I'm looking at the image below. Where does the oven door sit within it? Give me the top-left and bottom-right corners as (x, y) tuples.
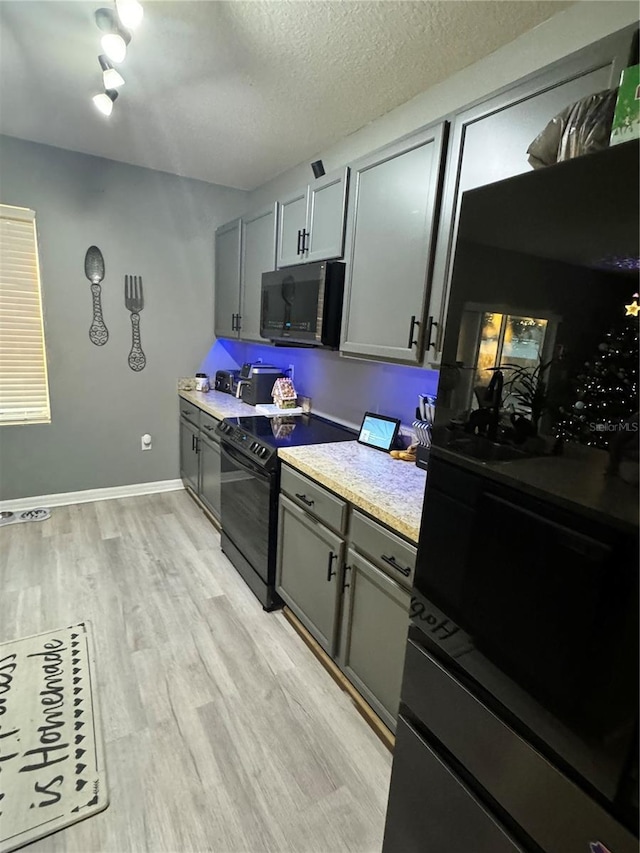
(219, 441), (276, 583)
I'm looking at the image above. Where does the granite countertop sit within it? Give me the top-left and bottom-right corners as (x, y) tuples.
(179, 389), (256, 420)
(278, 441), (426, 543)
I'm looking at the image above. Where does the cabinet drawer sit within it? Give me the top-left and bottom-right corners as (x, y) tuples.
(281, 465), (347, 534)
(200, 411), (220, 442)
(350, 510), (416, 588)
(178, 398), (200, 427)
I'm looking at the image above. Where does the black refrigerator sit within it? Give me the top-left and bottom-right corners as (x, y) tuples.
(383, 140), (639, 853)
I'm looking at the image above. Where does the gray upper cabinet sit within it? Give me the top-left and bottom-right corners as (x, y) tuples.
(277, 188), (307, 268)
(426, 26), (636, 363)
(304, 167), (349, 263)
(339, 548), (410, 730)
(276, 494), (345, 656)
(240, 204), (278, 342)
(340, 123), (447, 363)
(277, 167), (350, 267)
(214, 218), (242, 339)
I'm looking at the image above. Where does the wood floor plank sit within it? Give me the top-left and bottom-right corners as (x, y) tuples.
(1, 491), (391, 852)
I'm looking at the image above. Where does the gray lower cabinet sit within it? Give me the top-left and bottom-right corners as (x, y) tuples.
(277, 464), (414, 730)
(214, 218), (242, 339)
(426, 26), (635, 363)
(339, 548), (411, 729)
(276, 494), (345, 656)
(179, 403), (222, 522)
(198, 432), (221, 519)
(240, 204), (278, 342)
(340, 123), (447, 363)
(179, 418), (200, 493)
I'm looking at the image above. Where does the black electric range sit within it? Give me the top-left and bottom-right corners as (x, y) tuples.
(216, 414), (356, 609)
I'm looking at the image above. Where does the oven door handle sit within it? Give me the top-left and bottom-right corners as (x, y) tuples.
(220, 441), (272, 483)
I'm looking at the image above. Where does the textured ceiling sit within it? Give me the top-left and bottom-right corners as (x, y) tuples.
(0, 1), (570, 190)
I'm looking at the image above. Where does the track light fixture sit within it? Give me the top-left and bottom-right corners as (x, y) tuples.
(92, 89), (118, 117)
(91, 3), (142, 116)
(99, 55), (125, 89)
(95, 8), (131, 63)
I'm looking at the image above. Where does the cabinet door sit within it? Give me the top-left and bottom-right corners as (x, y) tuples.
(339, 549), (410, 730)
(427, 27), (635, 362)
(179, 418), (199, 492)
(241, 205), (278, 342)
(277, 189), (307, 268)
(276, 494), (344, 655)
(199, 433), (221, 521)
(214, 218), (241, 339)
(382, 717), (524, 853)
(341, 123), (447, 363)
(304, 167), (349, 263)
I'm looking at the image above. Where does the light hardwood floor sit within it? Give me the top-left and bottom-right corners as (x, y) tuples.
(0, 491), (392, 853)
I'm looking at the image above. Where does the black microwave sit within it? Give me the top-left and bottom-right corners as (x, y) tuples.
(260, 261), (344, 347)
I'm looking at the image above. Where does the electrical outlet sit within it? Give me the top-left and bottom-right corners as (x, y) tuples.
(288, 363), (295, 382)
(141, 434), (152, 451)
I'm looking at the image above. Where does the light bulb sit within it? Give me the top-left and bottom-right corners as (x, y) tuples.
(116, 0), (143, 30)
(93, 93), (114, 116)
(92, 90), (118, 117)
(101, 32), (126, 63)
(103, 67), (124, 89)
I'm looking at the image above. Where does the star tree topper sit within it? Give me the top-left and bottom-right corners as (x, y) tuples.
(625, 293), (639, 317)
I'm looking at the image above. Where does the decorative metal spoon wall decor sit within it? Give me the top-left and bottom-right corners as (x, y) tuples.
(124, 274), (146, 371)
(84, 246), (109, 345)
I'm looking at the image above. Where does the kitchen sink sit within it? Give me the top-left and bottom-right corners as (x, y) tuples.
(445, 436), (531, 464)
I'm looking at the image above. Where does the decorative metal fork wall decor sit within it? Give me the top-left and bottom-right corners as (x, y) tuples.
(124, 274), (146, 371)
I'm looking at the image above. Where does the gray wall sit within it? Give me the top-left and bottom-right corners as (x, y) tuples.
(0, 135), (247, 500)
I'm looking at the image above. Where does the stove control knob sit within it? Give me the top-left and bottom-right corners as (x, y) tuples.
(260, 447), (269, 458)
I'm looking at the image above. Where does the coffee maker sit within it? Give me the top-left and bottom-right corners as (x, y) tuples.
(236, 363), (284, 406)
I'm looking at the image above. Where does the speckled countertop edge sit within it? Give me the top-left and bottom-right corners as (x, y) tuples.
(179, 388), (257, 420)
(278, 442), (426, 543)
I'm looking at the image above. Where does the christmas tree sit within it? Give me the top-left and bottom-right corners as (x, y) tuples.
(554, 294), (639, 449)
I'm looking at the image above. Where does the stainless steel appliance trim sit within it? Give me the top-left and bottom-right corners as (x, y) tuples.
(402, 639), (638, 853)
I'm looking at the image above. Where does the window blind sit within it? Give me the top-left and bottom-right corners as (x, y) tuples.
(0, 204), (51, 424)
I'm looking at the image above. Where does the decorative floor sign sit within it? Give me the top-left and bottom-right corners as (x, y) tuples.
(0, 622), (108, 852)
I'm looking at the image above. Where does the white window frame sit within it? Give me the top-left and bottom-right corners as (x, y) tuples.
(0, 204), (51, 425)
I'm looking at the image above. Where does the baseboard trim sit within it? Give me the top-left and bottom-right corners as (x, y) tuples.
(0, 479), (184, 511)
